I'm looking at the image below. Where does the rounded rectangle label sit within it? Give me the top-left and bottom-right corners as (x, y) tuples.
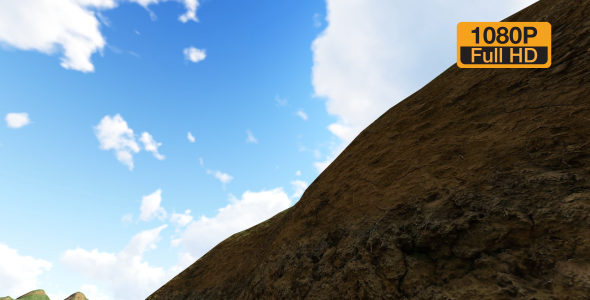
(457, 22), (551, 68)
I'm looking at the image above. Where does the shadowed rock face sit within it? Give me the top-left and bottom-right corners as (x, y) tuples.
(147, 0), (590, 299)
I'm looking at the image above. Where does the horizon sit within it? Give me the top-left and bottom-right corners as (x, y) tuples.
(0, 0), (537, 299)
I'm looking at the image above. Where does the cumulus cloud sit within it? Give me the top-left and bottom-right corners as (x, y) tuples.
(295, 110), (308, 121)
(290, 180), (308, 199)
(0, 0), (114, 72)
(94, 115), (140, 170)
(0, 244), (52, 297)
(0, 0), (200, 72)
(246, 130), (258, 144)
(61, 225), (176, 300)
(46, 291), (69, 300)
(139, 132), (165, 160)
(199, 157), (204, 167)
(94, 114), (164, 170)
(177, 0), (199, 22)
(180, 188), (291, 258)
(5, 113), (31, 129)
(183, 47), (206, 63)
(139, 189), (167, 222)
(122, 214), (133, 224)
(295, 170), (301, 176)
(170, 210), (193, 228)
(80, 284), (110, 300)
(311, 0), (539, 171)
(206, 170), (233, 188)
(187, 132), (195, 143)
(170, 239), (183, 248)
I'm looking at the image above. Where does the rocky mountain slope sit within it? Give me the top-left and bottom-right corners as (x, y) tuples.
(148, 0), (590, 299)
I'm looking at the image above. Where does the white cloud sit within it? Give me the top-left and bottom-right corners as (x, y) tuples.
(0, 0), (199, 72)
(295, 170), (301, 176)
(5, 113), (31, 129)
(199, 157), (204, 167)
(246, 130), (258, 144)
(313, 149), (322, 159)
(183, 47), (206, 63)
(327, 122), (357, 142)
(122, 214), (133, 224)
(0, 244), (52, 297)
(314, 142), (346, 173)
(187, 132), (195, 143)
(167, 251), (195, 273)
(139, 132), (165, 160)
(290, 180), (308, 199)
(180, 188), (291, 258)
(94, 115), (164, 170)
(139, 189), (167, 222)
(295, 110), (308, 121)
(94, 114), (141, 171)
(275, 95), (288, 107)
(61, 225), (179, 300)
(170, 238), (183, 248)
(134, 30), (140, 35)
(46, 291), (69, 300)
(311, 0), (539, 171)
(0, 0), (114, 72)
(170, 210), (193, 228)
(313, 13), (322, 27)
(80, 284), (110, 300)
(177, 0), (199, 22)
(206, 169), (233, 188)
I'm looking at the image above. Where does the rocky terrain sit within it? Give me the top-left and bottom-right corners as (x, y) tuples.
(148, 0), (590, 299)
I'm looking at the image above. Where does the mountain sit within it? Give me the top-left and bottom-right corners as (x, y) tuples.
(63, 293), (88, 300)
(15, 290), (49, 300)
(0, 291), (88, 300)
(147, 0), (590, 299)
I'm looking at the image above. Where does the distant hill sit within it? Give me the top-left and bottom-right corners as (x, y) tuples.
(15, 290), (49, 300)
(63, 292), (88, 300)
(147, 0), (590, 299)
(0, 290), (88, 300)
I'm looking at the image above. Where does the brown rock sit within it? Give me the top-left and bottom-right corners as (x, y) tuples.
(148, 0), (590, 299)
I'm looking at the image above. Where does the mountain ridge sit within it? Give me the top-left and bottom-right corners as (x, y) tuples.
(0, 290), (88, 300)
(148, 0), (590, 298)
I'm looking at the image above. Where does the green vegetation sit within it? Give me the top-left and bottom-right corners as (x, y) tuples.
(14, 290), (50, 300)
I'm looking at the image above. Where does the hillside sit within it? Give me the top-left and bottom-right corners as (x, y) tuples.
(148, 0), (590, 299)
(64, 293), (88, 300)
(0, 290), (88, 300)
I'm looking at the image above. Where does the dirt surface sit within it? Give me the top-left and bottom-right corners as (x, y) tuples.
(147, 0), (590, 299)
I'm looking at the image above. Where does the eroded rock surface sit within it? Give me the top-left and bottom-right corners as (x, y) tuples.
(148, 0), (590, 299)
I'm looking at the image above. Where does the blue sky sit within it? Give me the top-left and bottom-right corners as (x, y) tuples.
(0, 0), (536, 299)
